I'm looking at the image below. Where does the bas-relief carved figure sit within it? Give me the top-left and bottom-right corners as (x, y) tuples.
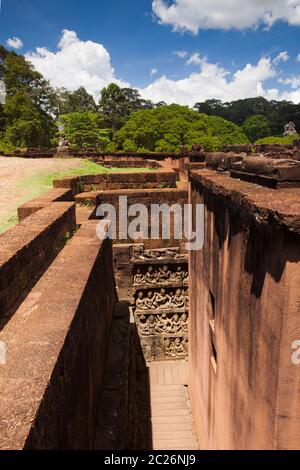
(154, 288), (172, 309)
(144, 266), (156, 285)
(134, 268), (145, 285)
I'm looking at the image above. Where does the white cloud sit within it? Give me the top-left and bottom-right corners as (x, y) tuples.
(26, 29), (128, 100)
(150, 68), (158, 76)
(186, 53), (202, 66)
(279, 76), (300, 88)
(173, 50), (188, 58)
(296, 53), (300, 62)
(273, 51), (289, 64)
(140, 54), (300, 106)
(152, 0), (300, 34)
(6, 37), (23, 49)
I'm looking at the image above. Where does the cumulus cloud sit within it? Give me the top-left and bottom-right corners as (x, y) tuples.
(296, 53), (300, 62)
(140, 54), (300, 106)
(26, 29), (128, 100)
(150, 68), (158, 76)
(6, 37), (23, 49)
(152, 0), (300, 34)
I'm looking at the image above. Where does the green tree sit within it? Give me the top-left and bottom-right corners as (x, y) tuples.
(98, 83), (154, 134)
(56, 86), (97, 115)
(0, 45), (56, 149)
(194, 96), (300, 136)
(59, 111), (110, 149)
(241, 115), (271, 142)
(112, 104), (248, 152)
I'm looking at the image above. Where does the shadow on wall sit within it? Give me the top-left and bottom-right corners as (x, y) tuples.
(200, 182), (300, 298)
(94, 300), (153, 450)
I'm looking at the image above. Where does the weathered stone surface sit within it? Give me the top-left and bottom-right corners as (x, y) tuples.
(205, 152), (243, 170)
(0, 221), (116, 450)
(189, 169), (300, 450)
(0, 202), (76, 318)
(190, 169), (300, 234)
(18, 188), (73, 221)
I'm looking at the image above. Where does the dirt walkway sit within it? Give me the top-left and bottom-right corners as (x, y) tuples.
(0, 157), (81, 233)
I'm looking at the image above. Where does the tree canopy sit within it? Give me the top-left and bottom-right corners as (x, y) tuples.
(111, 104), (248, 152)
(194, 97), (300, 136)
(0, 45), (56, 150)
(98, 83), (154, 134)
(56, 87), (97, 115)
(241, 115), (271, 143)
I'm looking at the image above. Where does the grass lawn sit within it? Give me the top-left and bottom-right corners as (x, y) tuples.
(0, 159), (152, 234)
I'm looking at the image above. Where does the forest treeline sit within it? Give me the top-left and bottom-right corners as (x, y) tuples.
(0, 45), (299, 153)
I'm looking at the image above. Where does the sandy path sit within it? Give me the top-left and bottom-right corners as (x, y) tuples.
(0, 157), (81, 233)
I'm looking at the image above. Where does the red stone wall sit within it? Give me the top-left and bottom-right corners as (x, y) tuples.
(53, 170), (177, 193)
(0, 221), (117, 449)
(189, 170), (300, 450)
(0, 202), (76, 319)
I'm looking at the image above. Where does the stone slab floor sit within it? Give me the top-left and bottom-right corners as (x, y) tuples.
(148, 361), (199, 450)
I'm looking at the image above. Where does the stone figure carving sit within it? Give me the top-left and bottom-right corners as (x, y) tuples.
(157, 265), (172, 282)
(58, 134), (70, 148)
(164, 338), (174, 357)
(154, 289), (172, 309)
(154, 312), (170, 333)
(180, 313), (188, 333)
(173, 289), (185, 309)
(136, 292), (146, 310)
(144, 291), (155, 310)
(145, 266), (157, 284)
(133, 269), (145, 285)
(174, 337), (186, 357)
(284, 121), (297, 137)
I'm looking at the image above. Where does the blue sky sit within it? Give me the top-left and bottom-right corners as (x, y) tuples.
(1, 0), (300, 105)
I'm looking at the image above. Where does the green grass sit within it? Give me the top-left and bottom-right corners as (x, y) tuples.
(0, 159), (152, 234)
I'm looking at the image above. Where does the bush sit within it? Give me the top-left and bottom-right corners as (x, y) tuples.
(255, 134), (300, 145)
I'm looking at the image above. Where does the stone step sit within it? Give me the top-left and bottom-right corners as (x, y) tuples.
(151, 422), (194, 433)
(151, 415), (193, 424)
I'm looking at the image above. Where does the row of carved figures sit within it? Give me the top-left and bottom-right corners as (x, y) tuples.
(133, 265), (188, 286)
(138, 312), (188, 336)
(143, 336), (188, 361)
(135, 288), (189, 311)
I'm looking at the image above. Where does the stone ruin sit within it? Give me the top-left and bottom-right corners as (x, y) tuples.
(284, 121), (297, 137)
(1, 145), (300, 450)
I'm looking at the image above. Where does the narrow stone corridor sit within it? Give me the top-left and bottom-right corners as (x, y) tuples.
(148, 361), (198, 451)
